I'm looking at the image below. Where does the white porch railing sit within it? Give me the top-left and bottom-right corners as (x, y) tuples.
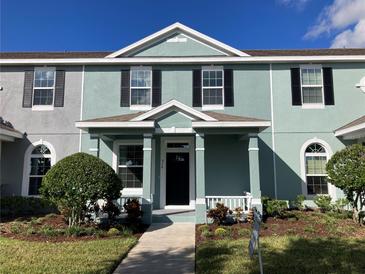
(205, 195), (252, 213)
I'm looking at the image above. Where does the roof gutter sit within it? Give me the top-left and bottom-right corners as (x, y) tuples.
(2, 55), (365, 65)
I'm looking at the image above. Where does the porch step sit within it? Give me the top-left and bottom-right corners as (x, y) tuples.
(152, 209), (196, 223)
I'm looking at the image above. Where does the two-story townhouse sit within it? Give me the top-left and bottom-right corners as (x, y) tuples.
(1, 23), (364, 224)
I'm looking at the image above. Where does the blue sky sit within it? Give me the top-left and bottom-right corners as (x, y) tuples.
(1, 0), (364, 52)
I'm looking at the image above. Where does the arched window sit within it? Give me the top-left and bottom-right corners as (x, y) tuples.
(305, 143), (328, 195)
(27, 144), (52, 195)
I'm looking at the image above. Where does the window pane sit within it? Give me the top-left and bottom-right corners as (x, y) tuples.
(28, 177), (43, 195)
(301, 68), (322, 85)
(306, 176), (328, 195)
(34, 70), (55, 88)
(202, 70), (223, 87)
(32, 145), (51, 155)
(306, 156), (327, 174)
(305, 143), (325, 153)
(30, 157), (51, 175)
(203, 88), (223, 105)
(131, 88), (150, 105)
(131, 70), (151, 87)
(119, 145), (143, 166)
(302, 87), (323, 104)
(33, 89), (53, 105)
(167, 143), (189, 149)
(118, 167), (143, 188)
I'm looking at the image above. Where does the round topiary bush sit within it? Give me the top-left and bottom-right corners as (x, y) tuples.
(40, 152), (122, 227)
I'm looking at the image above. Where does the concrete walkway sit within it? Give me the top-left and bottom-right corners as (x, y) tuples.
(113, 223), (195, 274)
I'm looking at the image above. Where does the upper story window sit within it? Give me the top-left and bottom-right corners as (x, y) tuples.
(130, 67), (152, 110)
(202, 66), (224, 110)
(305, 143), (328, 195)
(33, 67), (56, 109)
(300, 65), (324, 108)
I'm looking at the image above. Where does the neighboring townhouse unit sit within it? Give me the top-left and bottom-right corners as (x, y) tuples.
(1, 23), (364, 224)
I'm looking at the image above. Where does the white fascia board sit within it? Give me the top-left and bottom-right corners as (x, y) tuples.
(106, 22), (248, 58)
(2, 55), (365, 65)
(131, 99), (217, 122)
(334, 122), (365, 137)
(0, 128), (23, 139)
(192, 121), (271, 128)
(75, 121), (154, 129)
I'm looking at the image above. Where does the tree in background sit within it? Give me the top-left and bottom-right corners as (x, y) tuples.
(326, 144), (365, 225)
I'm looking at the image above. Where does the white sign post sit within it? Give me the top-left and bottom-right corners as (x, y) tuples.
(248, 207), (264, 274)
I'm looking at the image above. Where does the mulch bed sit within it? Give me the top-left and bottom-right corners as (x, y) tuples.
(196, 211), (365, 245)
(0, 214), (148, 243)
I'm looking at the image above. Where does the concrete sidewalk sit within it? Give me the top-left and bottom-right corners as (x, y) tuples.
(113, 223), (195, 274)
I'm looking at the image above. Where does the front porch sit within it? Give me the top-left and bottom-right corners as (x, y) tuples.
(76, 100), (270, 224)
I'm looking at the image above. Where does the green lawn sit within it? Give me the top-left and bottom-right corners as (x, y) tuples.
(196, 236), (365, 274)
(0, 236), (137, 274)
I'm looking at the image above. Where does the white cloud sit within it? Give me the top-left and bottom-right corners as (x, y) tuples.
(331, 19), (365, 48)
(304, 0), (365, 48)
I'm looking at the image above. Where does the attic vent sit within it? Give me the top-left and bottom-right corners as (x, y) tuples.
(167, 36), (187, 43)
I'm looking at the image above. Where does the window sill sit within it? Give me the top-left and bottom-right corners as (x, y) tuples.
(301, 104), (325, 109)
(130, 105), (152, 111)
(32, 105), (54, 111)
(202, 105), (224, 111)
(121, 188), (143, 196)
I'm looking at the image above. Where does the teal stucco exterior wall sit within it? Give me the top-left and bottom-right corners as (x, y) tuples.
(80, 60), (364, 205)
(271, 63), (365, 200)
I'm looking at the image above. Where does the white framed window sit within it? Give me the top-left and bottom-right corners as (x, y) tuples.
(32, 67), (56, 111)
(202, 66), (224, 110)
(22, 140), (56, 196)
(300, 65), (324, 108)
(130, 66), (152, 110)
(304, 143), (328, 195)
(118, 144), (144, 189)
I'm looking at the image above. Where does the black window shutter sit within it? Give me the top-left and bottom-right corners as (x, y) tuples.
(120, 70), (130, 107)
(54, 70), (65, 107)
(323, 67), (334, 105)
(192, 69), (202, 107)
(152, 70), (161, 107)
(290, 68), (302, 106)
(23, 69), (34, 108)
(224, 69), (234, 106)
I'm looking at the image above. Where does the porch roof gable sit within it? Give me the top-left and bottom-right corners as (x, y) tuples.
(75, 103), (270, 130)
(334, 115), (365, 139)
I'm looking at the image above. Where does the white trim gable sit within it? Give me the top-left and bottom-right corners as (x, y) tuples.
(131, 100), (217, 122)
(106, 22), (249, 58)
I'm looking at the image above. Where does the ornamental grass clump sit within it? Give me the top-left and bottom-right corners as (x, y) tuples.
(40, 153), (123, 227)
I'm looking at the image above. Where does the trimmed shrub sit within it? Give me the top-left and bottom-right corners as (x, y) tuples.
(0, 196), (57, 218)
(40, 152), (123, 227)
(266, 199), (288, 218)
(292, 195), (305, 210)
(314, 195), (332, 212)
(107, 227), (120, 236)
(214, 227), (228, 237)
(207, 203), (231, 225)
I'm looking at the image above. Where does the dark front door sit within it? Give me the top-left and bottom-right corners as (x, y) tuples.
(166, 152), (189, 205)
